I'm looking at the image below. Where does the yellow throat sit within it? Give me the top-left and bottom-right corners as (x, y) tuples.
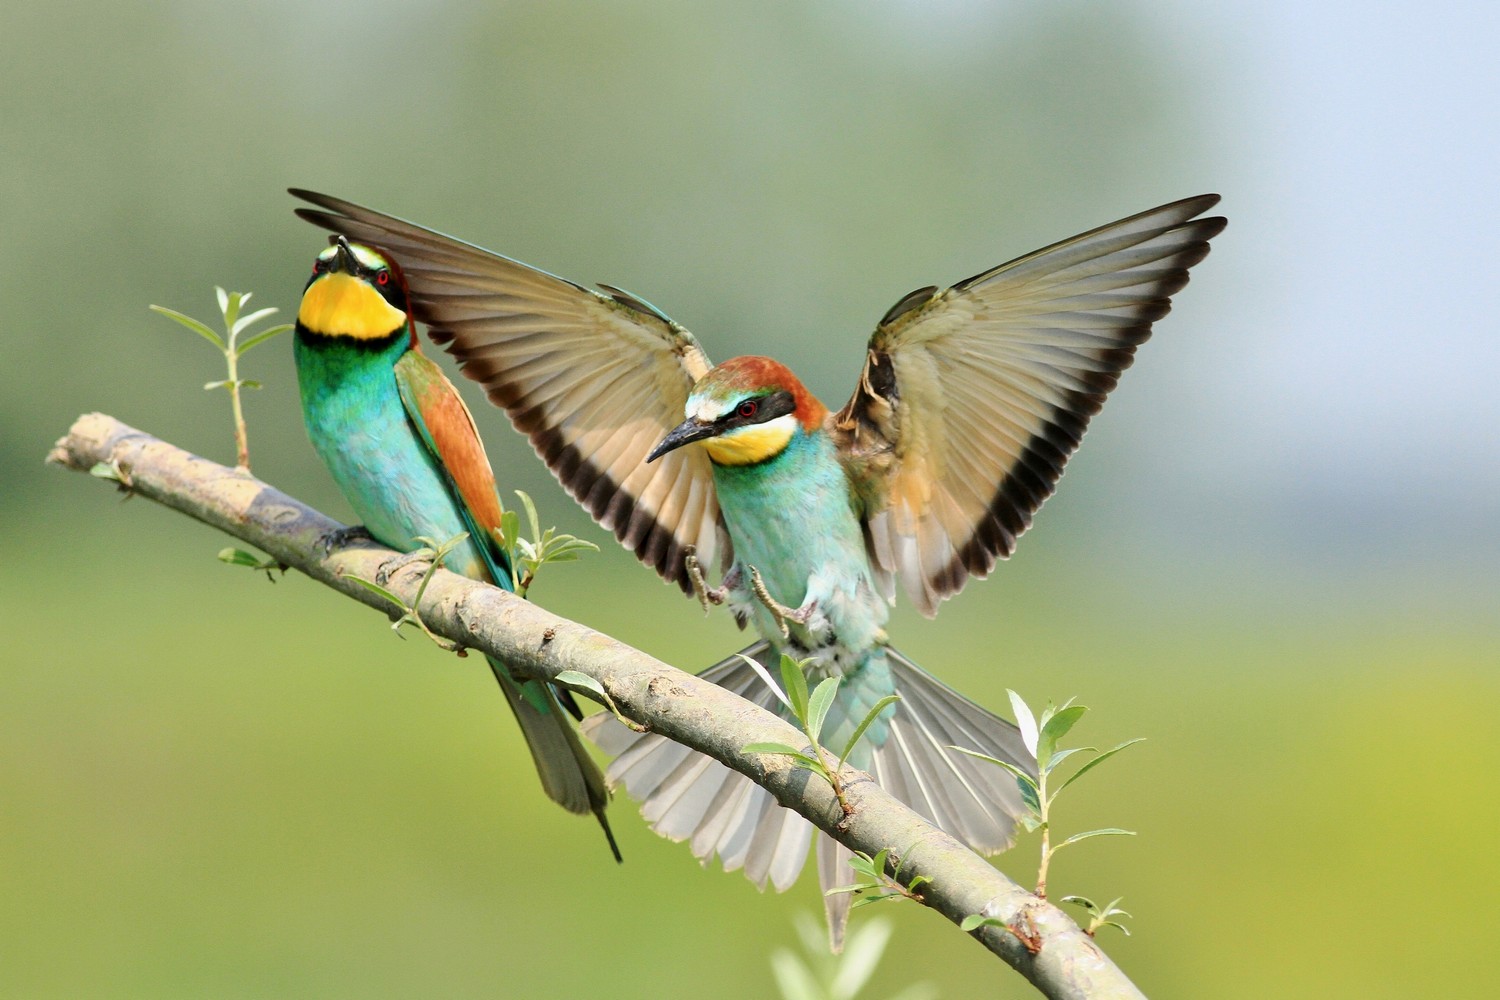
(298, 272), (406, 339)
(702, 414), (796, 466)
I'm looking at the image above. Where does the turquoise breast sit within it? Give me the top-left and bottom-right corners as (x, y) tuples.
(295, 333), (488, 580)
(710, 428), (888, 667)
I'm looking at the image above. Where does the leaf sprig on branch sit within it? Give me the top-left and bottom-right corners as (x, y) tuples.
(151, 288), (292, 472)
(742, 653), (900, 822)
(955, 692), (1143, 901)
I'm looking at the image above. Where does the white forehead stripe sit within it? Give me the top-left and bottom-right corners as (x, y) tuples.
(688, 393), (734, 422)
(316, 243), (388, 270)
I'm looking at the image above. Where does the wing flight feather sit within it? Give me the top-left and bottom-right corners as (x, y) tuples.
(292, 189), (726, 590)
(833, 195), (1226, 615)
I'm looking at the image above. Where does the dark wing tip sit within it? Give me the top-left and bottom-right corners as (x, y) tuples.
(293, 207), (344, 231)
(288, 188), (356, 212)
(879, 285), (940, 327)
(935, 197), (1227, 597)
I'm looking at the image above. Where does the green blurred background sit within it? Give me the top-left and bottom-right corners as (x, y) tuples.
(4, 2), (1497, 997)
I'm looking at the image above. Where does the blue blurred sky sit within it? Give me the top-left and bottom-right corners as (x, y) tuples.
(1145, 2), (1500, 561)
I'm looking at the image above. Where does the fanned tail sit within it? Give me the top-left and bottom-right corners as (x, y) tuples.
(490, 656), (621, 862)
(581, 642), (1034, 949)
(869, 646), (1032, 854)
(582, 642), (808, 888)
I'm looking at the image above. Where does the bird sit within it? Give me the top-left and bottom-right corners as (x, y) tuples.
(291, 188), (1226, 944)
(292, 234), (619, 861)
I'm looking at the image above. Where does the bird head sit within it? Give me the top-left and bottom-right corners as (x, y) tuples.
(296, 236), (414, 344)
(648, 356), (828, 466)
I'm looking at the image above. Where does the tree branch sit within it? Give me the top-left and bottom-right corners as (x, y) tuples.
(49, 412), (1145, 1000)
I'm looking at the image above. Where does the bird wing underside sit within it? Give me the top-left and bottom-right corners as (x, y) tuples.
(292, 189), (730, 592)
(832, 195), (1226, 615)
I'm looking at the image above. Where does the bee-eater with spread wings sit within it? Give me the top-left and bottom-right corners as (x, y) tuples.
(292, 190), (1225, 943)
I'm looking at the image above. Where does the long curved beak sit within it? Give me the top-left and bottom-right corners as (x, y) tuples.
(647, 417), (717, 462)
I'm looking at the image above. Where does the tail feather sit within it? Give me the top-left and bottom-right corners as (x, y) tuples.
(817, 839), (855, 951)
(583, 642), (813, 890)
(580, 640), (1035, 944)
(883, 650), (1030, 850)
(490, 656), (621, 862)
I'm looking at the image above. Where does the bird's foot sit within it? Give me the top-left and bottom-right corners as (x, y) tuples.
(320, 523), (374, 557)
(375, 546), (434, 587)
(685, 546), (729, 613)
(746, 566), (817, 641)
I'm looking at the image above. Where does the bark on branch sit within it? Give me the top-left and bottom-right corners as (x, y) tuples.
(49, 412), (1145, 1000)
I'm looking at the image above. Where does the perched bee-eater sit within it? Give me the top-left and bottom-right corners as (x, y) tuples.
(292, 190), (1225, 942)
(293, 236), (617, 860)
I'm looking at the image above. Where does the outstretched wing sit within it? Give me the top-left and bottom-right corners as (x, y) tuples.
(292, 189), (726, 592)
(392, 350), (512, 586)
(832, 195), (1226, 615)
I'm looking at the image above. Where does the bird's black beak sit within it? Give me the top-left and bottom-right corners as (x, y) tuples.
(647, 417), (717, 462)
(331, 235), (361, 275)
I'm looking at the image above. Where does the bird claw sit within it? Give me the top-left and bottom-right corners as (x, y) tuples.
(685, 546), (728, 613)
(746, 566), (815, 640)
(376, 547), (433, 587)
(320, 524), (374, 557)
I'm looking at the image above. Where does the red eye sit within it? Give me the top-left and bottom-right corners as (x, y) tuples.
(736, 399), (759, 419)
(376, 271), (390, 286)
(312, 261), (322, 274)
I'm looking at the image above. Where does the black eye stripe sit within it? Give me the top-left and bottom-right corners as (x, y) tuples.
(721, 389), (795, 429)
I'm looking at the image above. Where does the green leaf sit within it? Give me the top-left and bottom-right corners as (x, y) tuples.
(823, 882), (866, 898)
(960, 914), (1007, 932)
(1019, 777), (1041, 814)
(742, 742), (825, 775)
(1053, 738), (1146, 798)
(203, 380), (229, 391)
(1041, 745), (1093, 777)
(238, 379), (263, 390)
(1037, 704), (1087, 766)
(742, 741), (806, 757)
(780, 655), (810, 723)
(1100, 920), (1132, 937)
(739, 653), (792, 712)
(805, 677), (839, 742)
(230, 305), (279, 337)
(850, 892), (901, 910)
(515, 489), (542, 547)
(849, 849), (887, 879)
(1008, 689), (1038, 760)
(1060, 894), (1099, 915)
(215, 286), (233, 323)
(768, 949), (820, 1000)
(150, 304), (225, 349)
(345, 574), (406, 609)
(949, 746), (1040, 800)
(534, 534), (599, 567)
(830, 916), (893, 999)
(839, 694), (901, 768)
(236, 322), (293, 354)
(1055, 828), (1136, 850)
(552, 670), (609, 705)
(88, 461), (122, 482)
